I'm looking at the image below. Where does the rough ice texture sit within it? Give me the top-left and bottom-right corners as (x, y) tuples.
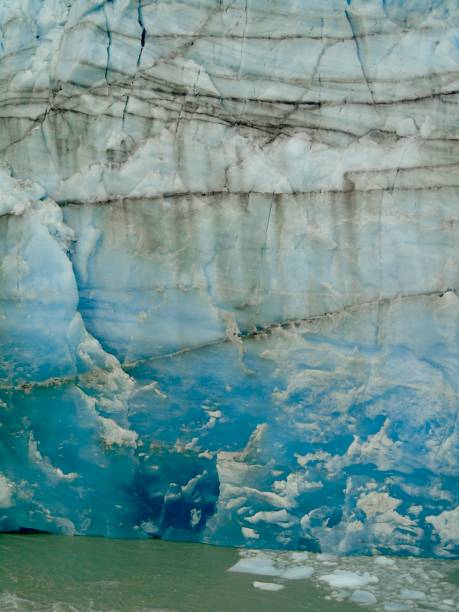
(0, 0), (458, 557)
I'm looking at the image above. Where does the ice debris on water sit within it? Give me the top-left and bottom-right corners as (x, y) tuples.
(252, 581), (285, 592)
(318, 570), (378, 589)
(228, 550), (459, 609)
(351, 591), (378, 605)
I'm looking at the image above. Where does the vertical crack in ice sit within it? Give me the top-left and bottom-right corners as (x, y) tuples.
(81, 0), (114, 19)
(121, 95), (130, 125)
(344, 9), (376, 105)
(122, 1), (147, 125)
(260, 198), (273, 266)
(137, 0), (147, 67)
(237, 0), (249, 81)
(103, 4), (112, 85)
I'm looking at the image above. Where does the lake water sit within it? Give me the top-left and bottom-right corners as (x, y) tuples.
(1, 535), (458, 611)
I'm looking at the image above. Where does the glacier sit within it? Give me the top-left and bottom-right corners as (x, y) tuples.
(0, 0), (458, 557)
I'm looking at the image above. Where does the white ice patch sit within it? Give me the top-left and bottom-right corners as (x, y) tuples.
(190, 508), (202, 528)
(242, 527), (260, 539)
(399, 589), (426, 600)
(0, 166), (46, 216)
(246, 509), (294, 526)
(253, 581), (285, 592)
(98, 417), (138, 448)
(28, 434), (78, 481)
(273, 471), (323, 501)
(374, 556), (396, 567)
(351, 590), (378, 605)
(228, 554), (280, 577)
(281, 565), (314, 580)
(426, 506), (459, 548)
(0, 474), (14, 508)
(333, 419), (403, 473)
(318, 570), (378, 589)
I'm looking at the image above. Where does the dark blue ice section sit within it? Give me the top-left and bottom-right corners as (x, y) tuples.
(1, 293), (458, 557)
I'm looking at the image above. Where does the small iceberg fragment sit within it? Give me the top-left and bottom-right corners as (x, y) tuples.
(399, 589), (426, 600)
(228, 555), (279, 577)
(228, 552), (314, 582)
(383, 603), (409, 612)
(289, 552), (309, 561)
(281, 565), (314, 580)
(374, 557), (396, 567)
(253, 581), (285, 592)
(350, 590), (377, 605)
(318, 570), (378, 589)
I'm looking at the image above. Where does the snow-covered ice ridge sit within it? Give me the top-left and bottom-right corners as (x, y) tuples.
(229, 550), (459, 610)
(0, 0), (458, 556)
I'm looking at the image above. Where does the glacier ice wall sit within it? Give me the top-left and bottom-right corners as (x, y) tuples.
(0, 0), (459, 557)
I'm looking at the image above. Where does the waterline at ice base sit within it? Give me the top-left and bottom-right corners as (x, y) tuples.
(0, 0), (458, 559)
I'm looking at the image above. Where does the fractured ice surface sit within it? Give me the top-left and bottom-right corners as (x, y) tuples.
(0, 0), (459, 556)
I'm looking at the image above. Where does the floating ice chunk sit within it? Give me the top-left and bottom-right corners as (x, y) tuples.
(281, 565), (314, 580)
(399, 589), (426, 600)
(289, 552), (309, 561)
(350, 590), (377, 605)
(374, 557), (396, 567)
(319, 571), (378, 589)
(383, 603), (409, 611)
(228, 555), (280, 577)
(253, 581), (285, 592)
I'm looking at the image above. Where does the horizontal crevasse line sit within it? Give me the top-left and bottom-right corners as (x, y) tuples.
(2, 88), (458, 112)
(55, 185), (459, 209)
(46, 15), (459, 48)
(2, 110), (457, 157)
(122, 287), (459, 367)
(2, 287), (457, 391)
(1, 76), (458, 108)
(60, 19), (448, 43)
(3, 107), (458, 147)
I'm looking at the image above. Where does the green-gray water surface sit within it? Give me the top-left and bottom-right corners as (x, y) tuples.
(1, 535), (458, 611)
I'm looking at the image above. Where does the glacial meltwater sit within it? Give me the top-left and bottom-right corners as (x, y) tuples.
(1, 535), (458, 612)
